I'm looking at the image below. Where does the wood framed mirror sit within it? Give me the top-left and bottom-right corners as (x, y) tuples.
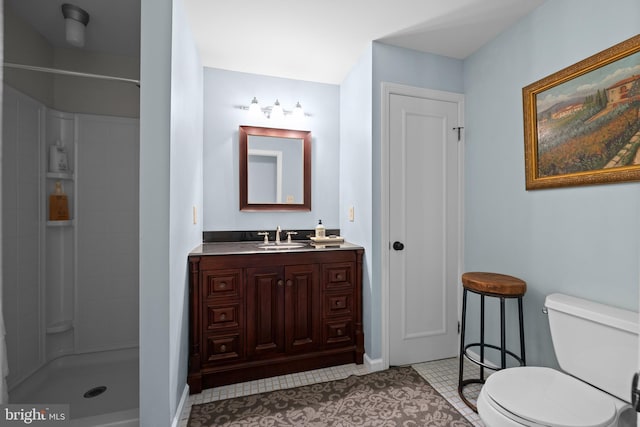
(239, 126), (311, 211)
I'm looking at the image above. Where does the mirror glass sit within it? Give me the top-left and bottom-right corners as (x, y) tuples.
(239, 126), (311, 211)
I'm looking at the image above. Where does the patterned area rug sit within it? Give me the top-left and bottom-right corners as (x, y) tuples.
(188, 366), (473, 426)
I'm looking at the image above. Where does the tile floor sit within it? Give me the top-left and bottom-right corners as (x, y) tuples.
(180, 357), (485, 426)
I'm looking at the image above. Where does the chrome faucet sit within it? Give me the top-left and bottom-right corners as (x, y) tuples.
(275, 226), (282, 244)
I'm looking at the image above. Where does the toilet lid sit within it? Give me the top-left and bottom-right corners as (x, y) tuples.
(484, 367), (616, 427)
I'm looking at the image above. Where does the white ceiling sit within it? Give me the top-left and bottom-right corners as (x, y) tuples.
(183, 0), (545, 84)
(7, 0), (545, 85)
(6, 0), (141, 57)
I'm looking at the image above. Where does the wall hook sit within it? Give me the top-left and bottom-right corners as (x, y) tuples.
(452, 126), (464, 141)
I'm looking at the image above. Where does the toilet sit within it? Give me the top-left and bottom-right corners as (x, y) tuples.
(478, 293), (638, 427)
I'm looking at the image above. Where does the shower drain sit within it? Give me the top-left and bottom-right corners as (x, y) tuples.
(83, 386), (107, 398)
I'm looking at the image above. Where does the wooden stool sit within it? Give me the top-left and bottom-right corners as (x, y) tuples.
(458, 272), (526, 412)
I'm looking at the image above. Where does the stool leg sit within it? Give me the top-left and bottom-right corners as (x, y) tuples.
(500, 297), (506, 369)
(458, 289), (468, 389)
(480, 294), (485, 381)
(518, 296), (526, 365)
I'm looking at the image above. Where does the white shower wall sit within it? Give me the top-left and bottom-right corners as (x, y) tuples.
(75, 114), (139, 352)
(2, 84), (139, 388)
(2, 85), (44, 387)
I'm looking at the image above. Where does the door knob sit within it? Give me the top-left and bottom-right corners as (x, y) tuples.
(392, 241), (404, 251)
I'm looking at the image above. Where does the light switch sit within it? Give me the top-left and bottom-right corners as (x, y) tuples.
(348, 206), (354, 222)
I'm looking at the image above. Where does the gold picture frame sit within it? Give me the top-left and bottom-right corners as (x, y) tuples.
(523, 34), (640, 190)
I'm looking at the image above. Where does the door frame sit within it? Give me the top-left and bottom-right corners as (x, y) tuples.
(380, 82), (465, 370)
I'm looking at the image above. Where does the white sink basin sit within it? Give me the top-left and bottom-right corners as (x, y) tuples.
(258, 243), (306, 250)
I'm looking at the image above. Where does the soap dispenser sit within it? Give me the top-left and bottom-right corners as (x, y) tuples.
(315, 220), (326, 238)
(49, 181), (70, 221)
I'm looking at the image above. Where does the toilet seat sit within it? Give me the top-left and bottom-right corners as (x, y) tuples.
(483, 367), (617, 427)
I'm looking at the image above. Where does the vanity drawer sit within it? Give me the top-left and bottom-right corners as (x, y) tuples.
(203, 269), (242, 300)
(206, 303), (242, 331)
(324, 292), (353, 317)
(205, 333), (242, 363)
(322, 263), (354, 290)
(324, 319), (353, 346)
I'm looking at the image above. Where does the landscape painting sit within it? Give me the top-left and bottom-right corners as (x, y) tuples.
(523, 34), (640, 189)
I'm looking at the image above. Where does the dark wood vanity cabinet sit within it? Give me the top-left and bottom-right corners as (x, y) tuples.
(246, 263), (321, 358)
(188, 247), (364, 394)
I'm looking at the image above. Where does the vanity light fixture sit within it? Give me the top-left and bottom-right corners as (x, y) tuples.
(241, 97), (310, 119)
(62, 3), (90, 48)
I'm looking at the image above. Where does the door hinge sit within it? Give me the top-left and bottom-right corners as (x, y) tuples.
(457, 321), (460, 334)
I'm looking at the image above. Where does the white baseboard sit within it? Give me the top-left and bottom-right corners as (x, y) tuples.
(171, 384), (189, 427)
(364, 353), (385, 372)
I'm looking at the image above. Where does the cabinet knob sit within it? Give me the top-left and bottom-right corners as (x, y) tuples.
(337, 329), (343, 336)
(220, 344), (227, 353)
(277, 280), (284, 287)
(286, 280), (293, 287)
(219, 313), (226, 321)
(219, 282), (227, 289)
(337, 274), (343, 280)
(335, 300), (341, 306)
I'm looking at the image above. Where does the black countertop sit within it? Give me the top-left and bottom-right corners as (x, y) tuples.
(189, 240), (362, 256)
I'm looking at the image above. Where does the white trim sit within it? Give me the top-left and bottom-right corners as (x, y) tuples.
(380, 82), (465, 370)
(171, 383), (190, 427)
(247, 148), (283, 203)
(364, 353), (385, 372)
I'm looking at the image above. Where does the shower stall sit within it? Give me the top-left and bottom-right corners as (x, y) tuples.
(2, 1), (140, 425)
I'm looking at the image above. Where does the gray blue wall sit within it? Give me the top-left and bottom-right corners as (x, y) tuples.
(463, 0), (640, 367)
(368, 43), (465, 360)
(139, 0), (203, 425)
(339, 45), (373, 357)
(169, 0), (203, 416)
(202, 68), (340, 231)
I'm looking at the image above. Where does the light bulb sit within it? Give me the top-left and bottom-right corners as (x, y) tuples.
(248, 97), (262, 117)
(292, 101), (305, 119)
(271, 99), (284, 120)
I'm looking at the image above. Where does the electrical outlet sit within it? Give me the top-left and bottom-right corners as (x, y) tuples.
(348, 206), (354, 222)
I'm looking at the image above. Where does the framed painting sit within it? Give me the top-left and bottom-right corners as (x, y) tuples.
(523, 34), (640, 190)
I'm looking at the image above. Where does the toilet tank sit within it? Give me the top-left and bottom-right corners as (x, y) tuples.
(545, 293), (638, 402)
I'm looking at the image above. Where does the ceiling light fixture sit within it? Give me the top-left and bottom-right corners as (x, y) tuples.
(242, 98), (309, 119)
(62, 3), (90, 48)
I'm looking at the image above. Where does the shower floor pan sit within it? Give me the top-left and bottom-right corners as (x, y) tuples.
(9, 347), (139, 426)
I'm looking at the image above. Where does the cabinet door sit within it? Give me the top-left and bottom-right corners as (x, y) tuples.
(284, 264), (321, 353)
(246, 266), (285, 358)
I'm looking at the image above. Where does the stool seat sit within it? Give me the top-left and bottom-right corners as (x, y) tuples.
(462, 272), (526, 297)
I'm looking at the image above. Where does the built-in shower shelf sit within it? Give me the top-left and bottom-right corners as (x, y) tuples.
(46, 172), (74, 180)
(46, 321), (73, 334)
(46, 220), (74, 227)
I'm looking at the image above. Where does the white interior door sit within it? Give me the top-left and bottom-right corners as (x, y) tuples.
(388, 91), (461, 366)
